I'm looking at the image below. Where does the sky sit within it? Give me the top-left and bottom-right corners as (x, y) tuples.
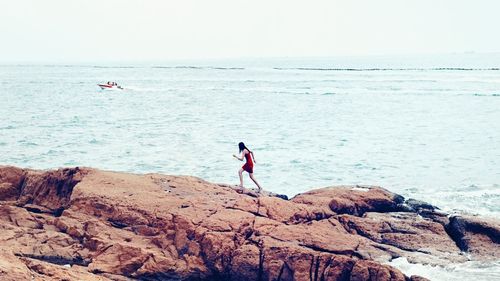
(0, 0), (499, 62)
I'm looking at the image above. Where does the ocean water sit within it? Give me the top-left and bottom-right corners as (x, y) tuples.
(1, 54), (499, 279)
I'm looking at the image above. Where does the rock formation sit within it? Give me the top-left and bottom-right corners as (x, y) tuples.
(0, 166), (498, 281)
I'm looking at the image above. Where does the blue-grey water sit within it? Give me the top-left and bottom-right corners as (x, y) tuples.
(1, 54), (499, 280)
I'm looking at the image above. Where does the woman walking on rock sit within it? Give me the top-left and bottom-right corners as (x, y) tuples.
(233, 142), (262, 191)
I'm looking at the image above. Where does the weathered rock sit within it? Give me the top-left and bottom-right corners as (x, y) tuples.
(0, 166), (497, 280)
(0, 252), (34, 281)
(292, 185), (404, 216)
(16, 167), (85, 215)
(0, 166), (25, 201)
(446, 215), (500, 258)
(337, 212), (466, 264)
(224, 184), (289, 200)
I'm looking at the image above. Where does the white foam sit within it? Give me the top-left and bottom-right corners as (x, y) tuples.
(387, 257), (500, 281)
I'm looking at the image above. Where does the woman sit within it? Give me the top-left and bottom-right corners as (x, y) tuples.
(233, 142), (262, 191)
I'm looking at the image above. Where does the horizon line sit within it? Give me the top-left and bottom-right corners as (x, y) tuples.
(2, 51), (500, 65)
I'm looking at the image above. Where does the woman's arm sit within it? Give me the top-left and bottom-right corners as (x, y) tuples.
(232, 152), (244, 161)
(251, 151), (256, 163)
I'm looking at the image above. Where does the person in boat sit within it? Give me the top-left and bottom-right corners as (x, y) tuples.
(107, 81), (111, 85)
(233, 142), (262, 191)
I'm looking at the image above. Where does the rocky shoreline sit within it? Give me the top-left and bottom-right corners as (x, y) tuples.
(0, 166), (498, 281)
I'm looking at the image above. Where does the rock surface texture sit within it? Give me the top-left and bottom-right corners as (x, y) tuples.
(0, 166), (498, 281)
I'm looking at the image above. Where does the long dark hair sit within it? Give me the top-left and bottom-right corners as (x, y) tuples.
(238, 142), (251, 153)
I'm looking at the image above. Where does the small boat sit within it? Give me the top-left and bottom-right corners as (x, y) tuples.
(98, 82), (123, 90)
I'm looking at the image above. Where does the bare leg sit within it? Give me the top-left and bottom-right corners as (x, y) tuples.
(238, 168), (244, 187)
(249, 173), (262, 192)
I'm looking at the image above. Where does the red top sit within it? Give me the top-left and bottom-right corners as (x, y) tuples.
(244, 151), (253, 167)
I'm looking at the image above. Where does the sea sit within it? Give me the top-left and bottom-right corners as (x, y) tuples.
(1, 53), (499, 280)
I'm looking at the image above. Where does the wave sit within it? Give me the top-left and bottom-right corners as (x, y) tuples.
(152, 66), (203, 69)
(92, 66), (138, 69)
(210, 67), (245, 70)
(387, 257), (500, 281)
(8, 65), (145, 69)
(151, 66), (244, 70)
(473, 93), (500, 97)
(273, 67), (500, 71)
(20, 65), (142, 69)
(3, 64), (246, 70)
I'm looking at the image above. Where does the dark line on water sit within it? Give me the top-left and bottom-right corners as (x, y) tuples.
(273, 67), (500, 71)
(151, 66), (245, 70)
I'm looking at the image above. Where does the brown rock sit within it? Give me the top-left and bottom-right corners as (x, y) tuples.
(0, 166), (25, 201)
(20, 168), (85, 214)
(0, 166), (497, 281)
(338, 212), (460, 254)
(292, 185), (404, 216)
(89, 244), (150, 275)
(0, 252), (33, 281)
(446, 215), (500, 258)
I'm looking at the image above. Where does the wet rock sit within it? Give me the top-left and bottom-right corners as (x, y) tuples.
(409, 275), (431, 281)
(405, 198), (437, 212)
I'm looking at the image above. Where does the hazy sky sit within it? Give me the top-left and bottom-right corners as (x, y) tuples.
(1, 0), (499, 62)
